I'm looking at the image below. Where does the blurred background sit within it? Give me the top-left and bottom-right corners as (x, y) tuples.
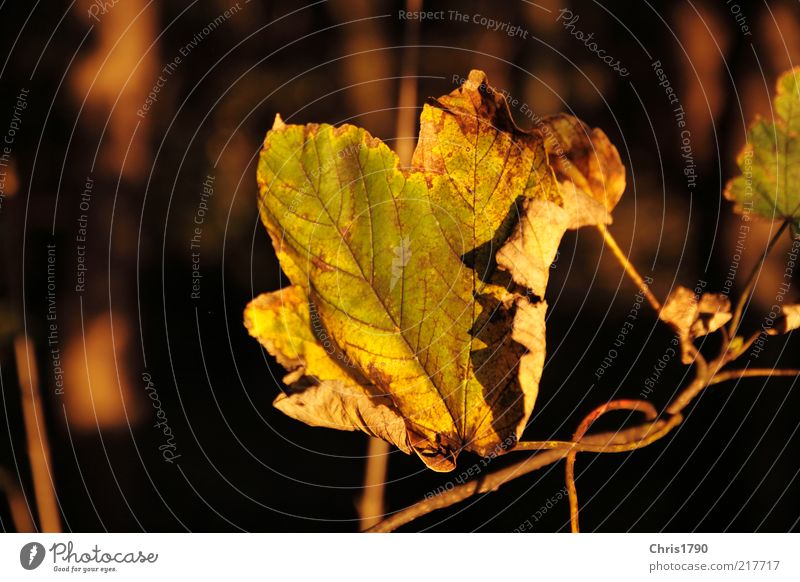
(0, 0), (799, 532)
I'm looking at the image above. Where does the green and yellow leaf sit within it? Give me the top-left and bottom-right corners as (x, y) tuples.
(247, 70), (624, 471)
(245, 286), (421, 463)
(725, 68), (800, 232)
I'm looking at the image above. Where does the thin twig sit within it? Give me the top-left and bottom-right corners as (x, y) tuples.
(393, 0), (421, 168)
(14, 335), (61, 532)
(358, 438), (390, 530)
(597, 224), (661, 311)
(740, 330), (765, 355)
(666, 347), (711, 415)
(366, 417), (681, 533)
(708, 368), (800, 387)
(564, 400), (658, 533)
(728, 220), (791, 337)
(513, 420), (681, 453)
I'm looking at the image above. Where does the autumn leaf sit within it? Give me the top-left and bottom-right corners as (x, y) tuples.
(248, 70), (623, 471)
(659, 285), (732, 363)
(244, 286), (423, 463)
(412, 70), (564, 294)
(540, 114), (626, 229)
(725, 68), (800, 233)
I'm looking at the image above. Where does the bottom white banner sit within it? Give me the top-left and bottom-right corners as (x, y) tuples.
(0, 533), (797, 580)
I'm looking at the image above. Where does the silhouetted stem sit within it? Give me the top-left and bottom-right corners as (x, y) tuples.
(14, 335), (61, 532)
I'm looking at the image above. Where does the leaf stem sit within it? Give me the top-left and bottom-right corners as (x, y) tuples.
(513, 416), (682, 454)
(708, 368), (800, 387)
(666, 348), (711, 415)
(728, 219), (791, 338)
(358, 438), (390, 530)
(596, 224), (661, 311)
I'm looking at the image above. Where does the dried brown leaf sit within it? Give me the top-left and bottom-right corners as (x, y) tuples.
(766, 304), (800, 335)
(541, 114), (626, 229)
(659, 286), (732, 363)
(245, 286), (448, 468)
(496, 198), (569, 298)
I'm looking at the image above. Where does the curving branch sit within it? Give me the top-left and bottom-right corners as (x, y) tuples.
(367, 417), (681, 533)
(563, 400), (658, 533)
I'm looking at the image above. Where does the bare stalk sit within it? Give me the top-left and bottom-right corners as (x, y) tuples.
(563, 400), (658, 533)
(0, 468), (36, 532)
(358, 438), (390, 530)
(728, 219), (791, 337)
(596, 224), (661, 311)
(708, 368), (800, 387)
(666, 347), (711, 415)
(14, 335), (61, 532)
(393, 0), (421, 168)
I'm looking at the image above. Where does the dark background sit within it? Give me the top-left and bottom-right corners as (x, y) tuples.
(1, 0), (798, 532)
